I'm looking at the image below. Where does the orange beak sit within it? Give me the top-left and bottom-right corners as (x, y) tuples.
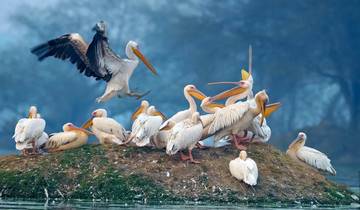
(70, 125), (93, 135)
(82, 116), (94, 129)
(132, 47), (158, 76)
(131, 104), (145, 121)
(264, 102), (281, 118)
(188, 88), (207, 101)
(211, 85), (249, 101)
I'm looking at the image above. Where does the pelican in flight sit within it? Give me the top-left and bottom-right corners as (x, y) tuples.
(207, 89), (270, 150)
(286, 132), (336, 175)
(45, 123), (92, 152)
(229, 150), (258, 186)
(127, 104), (166, 147)
(13, 106), (48, 155)
(165, 112), (203, 164)
(82, 109), (127, 144)
(31, 21), (158, 103)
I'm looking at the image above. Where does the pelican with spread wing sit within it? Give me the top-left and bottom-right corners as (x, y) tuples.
(31, 21), (158, 103)
(287, 132), (336, 175)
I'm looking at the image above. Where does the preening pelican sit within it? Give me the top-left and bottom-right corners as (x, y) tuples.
(31, 21), (158, 103)
(229, 150), (258, 186)
(45, 123), (92, 152)
(207, 89), (269, 150)
(128, 105), (166, 147)
(82, 109), (127, 144)
(166, 112), (203, 164)
(286, 132), (336, 175)
(13, 106), (47, 155)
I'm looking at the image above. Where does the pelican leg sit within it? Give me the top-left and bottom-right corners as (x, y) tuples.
(127, 90), (151, 100)
(232, 134), (247, 150)
(180, 151), (190, 161)
(188, 148), (200, 164)
(195, 142), (206, 149)
(31, 140), (36, 154)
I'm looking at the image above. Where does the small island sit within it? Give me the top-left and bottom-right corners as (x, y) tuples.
(0, 143), (357, 206)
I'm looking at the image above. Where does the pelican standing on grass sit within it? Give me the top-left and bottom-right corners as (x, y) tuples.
(31, 21), (158, 103)
(82, 109), (127, 144)
(127, 105), (166, 147)
(44, 123), (92, 152)
(13, 106), (47, 155)
(286, 132), (336, 175)
(229, 150), (258, 186)
(166, 112), (203, 164)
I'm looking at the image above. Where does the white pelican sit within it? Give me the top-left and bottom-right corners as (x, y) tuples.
(207, 89), (269, 150)
(229, 150), (258, 186)
(31, 21), (158, 103)
(160, 84), (206, 128)
(13, 106), (47, 155)
(127, 105), (166, 147)
(45, 123), (92, 152)
(286, 132), (336, 175)
(82, 109), (127, 144)
(165, 112), (203, 164)
(130, 100), (150, 121)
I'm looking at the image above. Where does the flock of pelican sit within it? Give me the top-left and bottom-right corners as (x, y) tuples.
(12, 21), (336, 187)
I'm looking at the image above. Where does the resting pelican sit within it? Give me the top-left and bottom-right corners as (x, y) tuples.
(45, 123), (92, 152)
(166, 112), (203, 164)
(131, 100), (150, 121)
(127, 105), (166, 147)
(229, 150), (258, 186)
(286, 132), (336, 175)
(207, 89), (269, 150)
(13, 106), (47, 155)
(82, 109), (127, 144)
(31, 21), (158, 103)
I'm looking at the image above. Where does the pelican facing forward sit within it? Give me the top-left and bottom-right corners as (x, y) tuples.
(83, 109), (127, 144)
(229, 150), (258, 186)
(45, 123), (92, 152)
(287, 132), (336, 175)
(13, 106), (47, 155)
(31, 21), (158, 102)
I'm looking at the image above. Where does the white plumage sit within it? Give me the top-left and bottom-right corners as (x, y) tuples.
(12, 106), (47, 154)
(229, 151), (258, 186)
(129, 106), (164, 147)
(166, 112), (203, 163)
(286, 132), (336, 175)
(83, 109), (127, 145)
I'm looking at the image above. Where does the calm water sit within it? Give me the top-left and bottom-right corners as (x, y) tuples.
(0, 200), (359, 210)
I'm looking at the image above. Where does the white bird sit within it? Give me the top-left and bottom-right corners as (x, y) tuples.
(13, 106), (47, 155)
(45, 123), (92, 152)
(166, 112), (203, 164)
(160, 84), (206, 129)
(286, 132), (336, 175)
(207, 90), (269, 150)
(153, 85), (206, 149)
(82, 109), (127, 144)
(31, 21), (158, 103)
(229, 150), (258, 186)
(128, 105), (166, 147)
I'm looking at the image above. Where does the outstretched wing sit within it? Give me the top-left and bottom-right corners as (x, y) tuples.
(209, 102), (249, 135)
(31, 33), (99, 78)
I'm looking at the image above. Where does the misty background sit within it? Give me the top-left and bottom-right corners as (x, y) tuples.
(0, 0), (359, 187)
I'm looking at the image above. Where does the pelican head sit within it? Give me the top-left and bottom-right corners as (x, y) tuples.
(92, 20), (106, 33)
(254, 90), (269, 126)
(239, 150), (247, 160)
(63, 122), (93, 135)
(147, 106), (156, 115)
(82, 109), (108, 129)
(184, 85), (206, 101)
(125, 40), (158, 76)
(289, 132), (307, 152)
(131, 100), (150, 120)
(28, 106), (38, 119)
